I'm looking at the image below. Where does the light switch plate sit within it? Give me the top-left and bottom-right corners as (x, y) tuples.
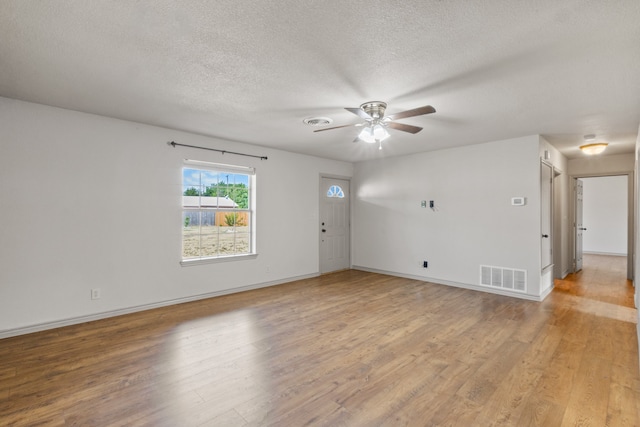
(511, 197), (526, 206)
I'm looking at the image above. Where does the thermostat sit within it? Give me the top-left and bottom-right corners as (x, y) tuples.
(511, 197), (526, 206)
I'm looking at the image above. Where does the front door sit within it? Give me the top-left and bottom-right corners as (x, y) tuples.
(319, 177), (350, 273)
(575, 178), (584, 272)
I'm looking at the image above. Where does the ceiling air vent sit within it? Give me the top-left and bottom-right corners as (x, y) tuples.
(303, 117), (333, 126)
(480, 265), (527, 293)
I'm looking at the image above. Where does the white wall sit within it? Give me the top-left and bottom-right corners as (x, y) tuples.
(0, 97), (353, 335)
(352, 135), (543, 299)
(635, 124), (640, 368)
(568, 153), (635, 175)
(582, 176), (627, 255)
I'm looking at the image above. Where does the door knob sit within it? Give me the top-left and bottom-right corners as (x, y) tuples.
(579, 227), (587, 230)
(542, 234), (549, 238)
(322, 229), (326, 232)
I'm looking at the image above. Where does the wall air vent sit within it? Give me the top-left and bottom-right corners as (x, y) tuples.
(480, 265), (527, 293)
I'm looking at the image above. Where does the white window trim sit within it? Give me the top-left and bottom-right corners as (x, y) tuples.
(180, 253), (258, 267)
(181, 159), (256, 265)
(184, 159), (255, 175)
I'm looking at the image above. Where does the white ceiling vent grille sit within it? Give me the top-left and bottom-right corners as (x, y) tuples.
(480, 265), (527, 293)
(303, 117), (333, 126)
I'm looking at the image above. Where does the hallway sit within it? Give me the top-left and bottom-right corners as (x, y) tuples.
(547, 253), (639, 425)
(554, 254), (635, 310)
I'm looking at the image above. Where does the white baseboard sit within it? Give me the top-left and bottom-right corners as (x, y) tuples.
(583, 251), (627, 257)
(0, 273), (319, 339)
(539, 282), (554, 300)
(352, 266), (546, 302)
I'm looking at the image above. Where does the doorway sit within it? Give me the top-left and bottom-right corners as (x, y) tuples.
(572, 174), (632, 279)
(319, 176), (351, 274)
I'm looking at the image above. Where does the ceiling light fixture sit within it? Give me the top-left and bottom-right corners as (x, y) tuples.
(312, 101), (436, 151)
(579, 134), (607, 155)
(358, 123), (389, 150)
(579, 142), (608, 155)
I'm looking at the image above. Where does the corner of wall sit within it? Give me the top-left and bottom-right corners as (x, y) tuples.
(634, 122), (640, 370)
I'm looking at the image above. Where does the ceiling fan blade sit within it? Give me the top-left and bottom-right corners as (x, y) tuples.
(345, 107), (373, 120)
(313, 123), (357, 132)
(387, 105), (436, 120)
(387, 122), (423, 134)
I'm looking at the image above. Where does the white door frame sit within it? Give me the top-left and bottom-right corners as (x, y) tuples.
(541, 161), (553, 272)
(552, 166), (564, 279)
(569, 172), (634, 280)
(575, 178), (584, 272)
(319, 175), (351, 274)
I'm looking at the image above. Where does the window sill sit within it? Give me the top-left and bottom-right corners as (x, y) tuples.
(180, 253), (258, 267)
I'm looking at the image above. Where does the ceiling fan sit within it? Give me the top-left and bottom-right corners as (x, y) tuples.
(314, 101), (436, 149)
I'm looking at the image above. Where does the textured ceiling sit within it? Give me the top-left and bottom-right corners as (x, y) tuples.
(1, 0), (639, 162)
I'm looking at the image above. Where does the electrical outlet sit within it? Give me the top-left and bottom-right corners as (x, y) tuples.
(265, 265), (270, 273)
(423, 261), (428, 268)
(91, 288), (101, 300)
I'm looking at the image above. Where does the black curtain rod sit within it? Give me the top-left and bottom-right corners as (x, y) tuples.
(169, 141), (268, 160)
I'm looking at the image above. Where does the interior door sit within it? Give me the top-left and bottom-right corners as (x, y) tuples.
(575, 178), (584, 272)
(541, 162), (553, 270)
(320, 177), (350, 274)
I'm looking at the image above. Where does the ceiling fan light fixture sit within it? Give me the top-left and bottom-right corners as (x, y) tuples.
(358, 126), (375, 143)
(358, 124), (390, 144)
(579, 142), (608, 155)
(373, 124), (389, 141)
(313, 101), (435, 148)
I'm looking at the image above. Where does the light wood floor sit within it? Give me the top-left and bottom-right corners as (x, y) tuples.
(1, 254), (638, 426)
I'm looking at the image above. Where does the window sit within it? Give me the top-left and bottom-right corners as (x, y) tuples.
(327, 185), (345, 198)
(182, 160), (255, 263)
